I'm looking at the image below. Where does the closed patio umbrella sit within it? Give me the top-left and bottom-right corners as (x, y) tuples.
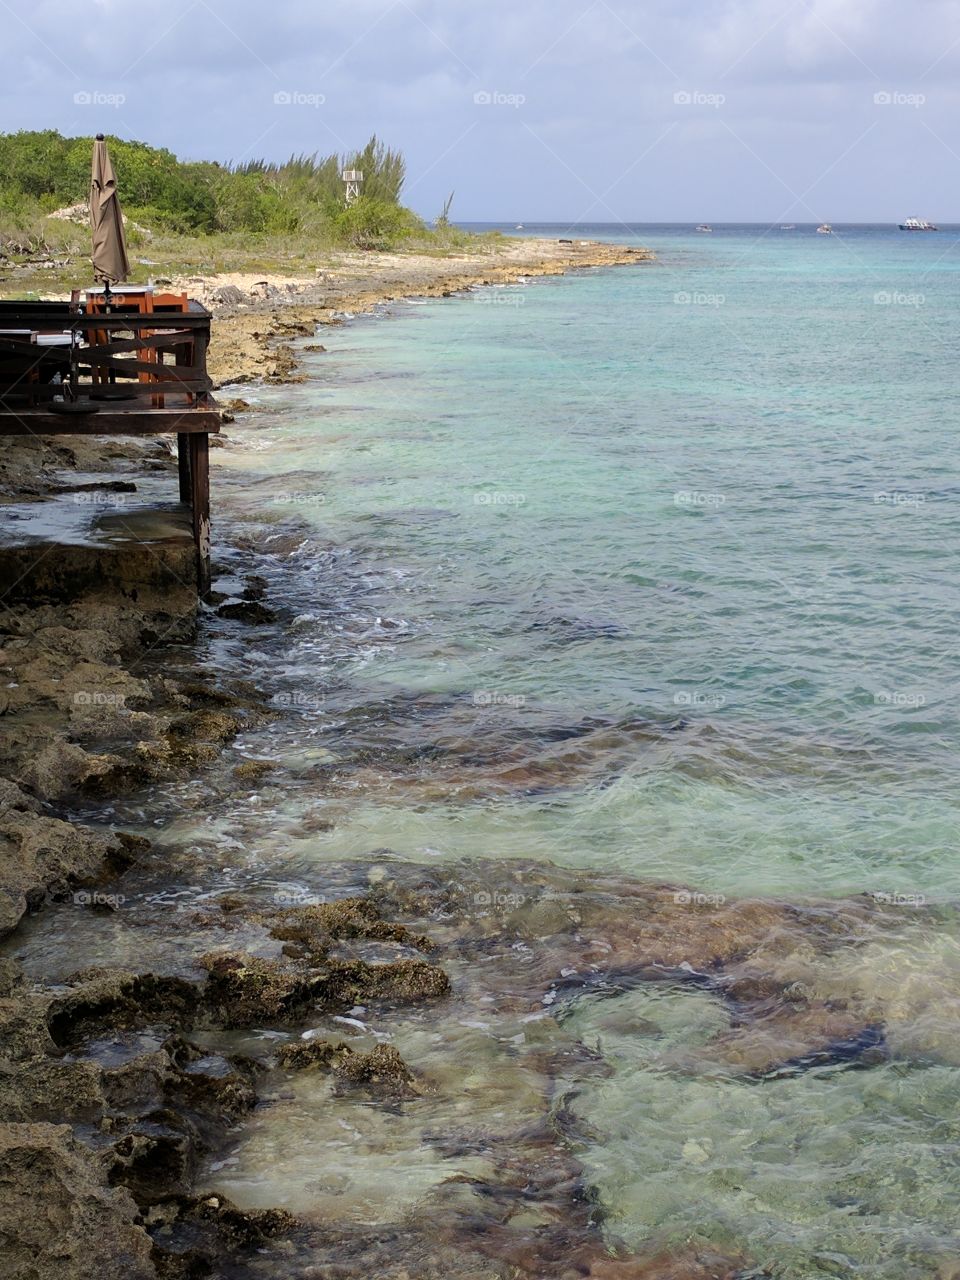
(90, 134), (129, 287)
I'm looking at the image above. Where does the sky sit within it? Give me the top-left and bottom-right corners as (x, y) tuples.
(1, 0), (959, 222)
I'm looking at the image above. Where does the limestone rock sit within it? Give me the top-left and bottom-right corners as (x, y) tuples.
(0, 1123), (155, 1280)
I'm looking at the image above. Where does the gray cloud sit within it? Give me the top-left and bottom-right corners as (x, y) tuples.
(1, 0), (958, 219)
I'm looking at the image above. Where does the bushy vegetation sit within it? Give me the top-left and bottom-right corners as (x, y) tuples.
(0, 130), (425, 250)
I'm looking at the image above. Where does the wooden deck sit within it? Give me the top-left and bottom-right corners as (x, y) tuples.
(0, 298), (221, 593)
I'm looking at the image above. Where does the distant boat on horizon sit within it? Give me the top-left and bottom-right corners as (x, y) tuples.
(816, 223), (834, 235)
(515, 223), (525, 229)
(695, 224), (713, 233)
(899, 217), (938, 231)
(780, 224), (796, 230)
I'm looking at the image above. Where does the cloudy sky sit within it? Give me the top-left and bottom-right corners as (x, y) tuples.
(1, 0), (958, 221)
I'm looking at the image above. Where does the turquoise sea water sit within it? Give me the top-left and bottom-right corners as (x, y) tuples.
(184, 225), (960, 1275)
(11, 225), (960, 1277)
(219, 223), (960, 902)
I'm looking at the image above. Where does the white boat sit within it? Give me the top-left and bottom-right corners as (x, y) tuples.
(695, 224), (713, 232)
(780, 224), (795, 230)
(515, 223), (524, 230)
(816, 223), (833, 234)
(899, 217), (938, 231)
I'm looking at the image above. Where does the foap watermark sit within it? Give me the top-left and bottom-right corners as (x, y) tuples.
(674, 490), (725, 508)
(474, 89), (526, 108)
(74, 90), (126, 109)
(674, 89), (725, 108)
(874, 290), (925, 308)
(475, 491), (526, 507)
(473, 690), (526, 709)
(473, 887), (527, 911)
(72, 491), (129, 507)
(873, 490), (925, 508)
(275, 491), (326, 507)
(273, 889), (327, 907)
(674, 690), (726, 709)
(475, 287), (526, 307)
(875, 690), (926, 708)
(271, 691), (325, 710)
(274, 90), (325, 108)
(873, 890), (926, 907)
(673, 890), (726, 907)
(873, 90), (925, 108)
(73, 690), (126, 708)
(74, 891), (126, 909)
(674, 290), (725, 307)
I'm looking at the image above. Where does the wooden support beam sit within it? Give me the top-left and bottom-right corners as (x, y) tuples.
(188, 433), (211, 597)
(177, 433), (191, 502)
(0, 406), (221, 435)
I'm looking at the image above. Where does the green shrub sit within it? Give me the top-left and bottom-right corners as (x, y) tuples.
(332, 197), (421, 250)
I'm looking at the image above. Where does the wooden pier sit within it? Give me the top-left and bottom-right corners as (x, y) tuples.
(0, 296), (221, 593)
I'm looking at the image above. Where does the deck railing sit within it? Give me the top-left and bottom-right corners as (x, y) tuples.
(0, 299), (220, 592)
(0, 301), (216, 424)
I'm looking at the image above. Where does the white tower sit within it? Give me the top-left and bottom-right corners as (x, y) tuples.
(342, 169), (363, 206)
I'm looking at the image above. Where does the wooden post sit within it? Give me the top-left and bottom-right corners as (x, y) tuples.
(177, 433), (191, 501)
(188, 433), (211, 597)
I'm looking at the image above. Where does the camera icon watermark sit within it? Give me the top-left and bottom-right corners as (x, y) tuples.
(275, 491), (327, 506)
(674, 490), (726, 508)
(873, 491), (925, 508)
(874, 690), (926, 708)
(73, 690), (127, 708)
(74, 90), (126, 108)
(674, 290), (725, 307)
(674, 90), (725, 108)
(72, 491), (129, 507)
(474, 491), (526, 507)
(473, 691), (527, 709)
(473, 888), (527, 910)
(473, 89), (526, 108)
(273, 90), (325, 108)
(74, 890), (126, 909)
(673, 890), (726, 907)
(874, 290), (925, 308)
(273, 889), (327, 907)
(271, 691), (325, 710)
(674, 690), (726, 709)
(873, 90), (925, 108)
(475, 286), (526, 307)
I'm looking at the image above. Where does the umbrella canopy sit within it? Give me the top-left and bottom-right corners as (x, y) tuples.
(89, 134), (129, 285)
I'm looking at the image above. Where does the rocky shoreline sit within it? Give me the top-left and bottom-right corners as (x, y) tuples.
(9, 236), (952, 1278)
(0, 237), (661, 1278)
(189, 237), (653, 387)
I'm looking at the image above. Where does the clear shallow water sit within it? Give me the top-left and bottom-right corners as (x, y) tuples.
(214, 222), (960, 901)
(205, 225), (960, 1277)
(11, 225), (960, 1277)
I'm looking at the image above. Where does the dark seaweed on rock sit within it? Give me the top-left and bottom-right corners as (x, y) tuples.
(754, 1023), (888, 1080)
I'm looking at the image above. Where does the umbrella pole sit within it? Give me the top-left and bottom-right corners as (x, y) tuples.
(103, 281), (117, 387)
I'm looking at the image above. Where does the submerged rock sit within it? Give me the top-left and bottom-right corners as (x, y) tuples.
(232, 758), (276, 781)
(271, 896), (436, 956)
(275, 1039), (353, 1071)
(324, 957), (451, 1004)
(216, 600), (278, 625)
(200, 954), (325, 1028)
(333, 1044), (420, 1100)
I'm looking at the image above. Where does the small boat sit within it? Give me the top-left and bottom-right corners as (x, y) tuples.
(695, 224), (713, 232)
(780, 224), (795, 230)
(898, 217), (938, 231)
(816, 223), (833, 234)
(515, 223), (525, 230)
